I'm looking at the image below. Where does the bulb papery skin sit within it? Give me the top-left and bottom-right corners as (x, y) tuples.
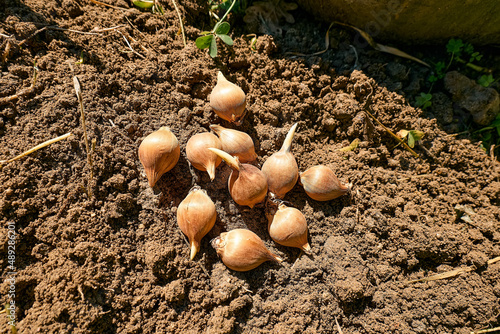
(300, 165), (350, 201)
(177, 188), (217, 260)
(211, 229), (283, 272)
(268, 204), (310, 251)
(210, 124), (257, 163)
(186, 132), (222, 180)
(209, 72), (247, 125)
(138, 127), (180, 187)
(228, 164), (268, 208)
(262, 151), (298, 199)
(261, 123), (299, 198)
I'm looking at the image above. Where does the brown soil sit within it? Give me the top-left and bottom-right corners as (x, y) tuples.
(1, 0), (499, 333)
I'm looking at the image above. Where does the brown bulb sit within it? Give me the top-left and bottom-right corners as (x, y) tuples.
(262, 123), (299, 198)
(210, 124), (257, 163)
(300, 165), (351, 201)
(267, 202), (310, 251)
(177, 187), (217, 260)
(138, 127), (180, 187)
(211, 229), (283, 271)
(209, 71), (247, 125)
(208, 148), (268, 208)
(186, 132), (222, 180)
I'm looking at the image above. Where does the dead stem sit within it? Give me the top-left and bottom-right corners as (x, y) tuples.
(170, 0), (187, 47)
(72, 73), (94, 199)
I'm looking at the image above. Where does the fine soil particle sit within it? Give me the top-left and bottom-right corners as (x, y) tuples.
(1, 0), (499, 333)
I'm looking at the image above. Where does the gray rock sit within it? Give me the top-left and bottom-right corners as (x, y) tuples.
(444, 71), (499, 125)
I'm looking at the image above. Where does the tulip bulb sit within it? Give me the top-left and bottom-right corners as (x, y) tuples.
(186, 132), (222, 180)
(267, 202), (310, 251)
(177, 187), (217, 260)
(138, 127), (180, 187)
(262, 123), (299, 198)
(208, 148), (268, 208)
(210, 71), (247, 125)
(211, 229), (283, 271)
(210, 124), (257, 163)
(300, 165), (351, 201)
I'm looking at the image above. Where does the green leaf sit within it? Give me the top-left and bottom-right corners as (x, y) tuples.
(464, 43), (474, 55)
(215, 22), (230, 35)
(196, 35), (213, 50)
(428, 75), (438, 83)
(133, 0), (155, 9)
(408, 132), (415, 148)
(415, 93), (432, 110)
(200, 31), (212, 36)
(217, 34), (233, 46)
(409, 130), (425, 142)
(209, 37), (218, 58)
(478, 74), (494, 88)
(446, 38), (464, 54)
(435, 61), (446, 72)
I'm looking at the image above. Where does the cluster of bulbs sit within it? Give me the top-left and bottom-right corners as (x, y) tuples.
(138, 72), (351, 272)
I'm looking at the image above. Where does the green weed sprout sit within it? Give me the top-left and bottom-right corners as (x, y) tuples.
(415, 92), (432, 110)
(196, 0), (237, 58)
(396, 130), (425, 148)
(132, 0), (164, 14)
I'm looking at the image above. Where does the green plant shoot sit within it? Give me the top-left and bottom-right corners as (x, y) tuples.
(196, 0), (236, 58)
(415, 92), (432, 110)
(396, 130), (425, 148)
